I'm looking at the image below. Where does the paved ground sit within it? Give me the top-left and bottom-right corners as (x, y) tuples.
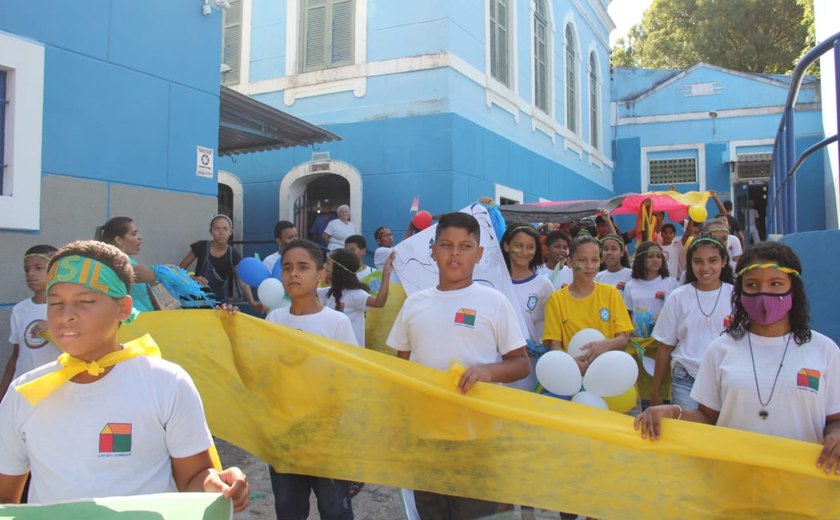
(217, 439), (569, 520)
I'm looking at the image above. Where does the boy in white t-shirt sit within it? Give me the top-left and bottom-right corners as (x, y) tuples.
(344, 234), (376, 282)
(265, 239), (356, 519)
(1, 245), (61, 400)
(659, 223), (683, 281)
(537, 230), (573, 289)
(0, 241), (248, 509)
(387, 212), (529, 519)
(263, 220), (299, 274)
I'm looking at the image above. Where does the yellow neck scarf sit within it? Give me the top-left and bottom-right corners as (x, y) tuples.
(15, 334), (161, 406)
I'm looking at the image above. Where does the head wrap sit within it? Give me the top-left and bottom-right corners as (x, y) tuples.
(737, 263), (800, 277)
(47, 255), (139, 324)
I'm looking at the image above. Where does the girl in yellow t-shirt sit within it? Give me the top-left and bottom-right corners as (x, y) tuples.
(543, 235), (633, 373)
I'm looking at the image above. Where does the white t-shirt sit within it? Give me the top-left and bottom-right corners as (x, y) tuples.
(356, 265), (376, 282)
(266, 305), (358, 347)
(0, 356), (212, 503)
(8, 298), (62, 381)
(510, 273), (554, 344)
(387, 283), (525, 370)
(727, 234), (743, 261)
(623, 276), (681, 337)
(324, 220), (356, 251)
(537, 264), (573, 290)
(263, 251), (281, 273)
(594, 268), (632, 293)
(316, 287), (369, 347)
(691, 331), (840, 443)
(373, 247), (399, 284)
(652, 283), (734, 377)
(661, 241), (683, 279)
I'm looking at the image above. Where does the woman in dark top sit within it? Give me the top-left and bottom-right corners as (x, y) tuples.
(179, 214), (265, 312)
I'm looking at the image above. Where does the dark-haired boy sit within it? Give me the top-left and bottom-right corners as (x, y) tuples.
(263, 221), (298, 274)
(386, 212), (529, 519)
(0, 245), (60, 399)
(660, 223), (683, 280)
(344, 234), (376, 281)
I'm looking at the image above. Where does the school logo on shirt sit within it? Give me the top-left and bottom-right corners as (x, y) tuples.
(655, 290), (666, 301)
(599, 308), (610, 322)
(527, 295), (538, 312)
(23, 320), (48, 349)
(797, 369), (820, 393)
(616, 281), (626, 291)
(99, 423), (132, 456)
(454, 308), (477, 328)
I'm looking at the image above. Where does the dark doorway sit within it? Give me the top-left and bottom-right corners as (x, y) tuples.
(734, 182), (767, 243)
(294, 174), (350, 244)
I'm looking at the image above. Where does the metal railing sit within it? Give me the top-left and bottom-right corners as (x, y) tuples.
(768, 31), (840, 235)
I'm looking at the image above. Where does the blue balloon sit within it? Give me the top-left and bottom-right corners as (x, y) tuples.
(237, 257), (270, 287)
(271, 257), (282, 280)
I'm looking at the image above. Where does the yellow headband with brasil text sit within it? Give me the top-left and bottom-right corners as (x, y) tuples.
(47, 255), (139, 323)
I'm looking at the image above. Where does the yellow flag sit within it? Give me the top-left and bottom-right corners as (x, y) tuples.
(122, 311), (840, 519)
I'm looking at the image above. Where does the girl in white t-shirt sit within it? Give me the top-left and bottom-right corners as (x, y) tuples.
(623, 241), (680, 406)
(319, 248), (393, 346)
(594, 234), (631, 292)
(500, 224), (554, 393)
(636, 242), (840, 475)
(624, 241), (680, 337)
(651, 234), (734, 409)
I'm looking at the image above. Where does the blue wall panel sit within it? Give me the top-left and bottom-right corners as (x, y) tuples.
(109, 0), (220, 94)
(780, 231), (840, 345)
(0, 0), (111, 59)
(166, 84), (220, 195)
(41, 48), (170, 186)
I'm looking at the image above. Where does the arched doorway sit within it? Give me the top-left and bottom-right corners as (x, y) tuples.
(217, 170), (244, 246)
(279, 160), (363, 241)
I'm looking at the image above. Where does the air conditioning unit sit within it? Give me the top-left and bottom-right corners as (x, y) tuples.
(734, 153), (772, 183)
(310, 151), (331, 173)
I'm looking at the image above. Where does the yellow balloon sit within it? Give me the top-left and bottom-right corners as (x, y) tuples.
(688, 205), (708, 222)
(603, 385), (638, 413)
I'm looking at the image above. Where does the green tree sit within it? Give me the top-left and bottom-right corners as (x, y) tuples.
(611, 0), (813, 74)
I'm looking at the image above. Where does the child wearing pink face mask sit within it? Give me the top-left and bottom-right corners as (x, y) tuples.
(635, 242), (840, 477)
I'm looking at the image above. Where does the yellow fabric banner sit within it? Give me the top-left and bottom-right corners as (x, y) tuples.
(120, 311), (840, 519)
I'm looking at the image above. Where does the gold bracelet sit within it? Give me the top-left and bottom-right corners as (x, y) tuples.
(673, 404), (683, 420)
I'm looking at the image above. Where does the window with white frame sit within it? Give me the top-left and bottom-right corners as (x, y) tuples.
(221, 0), (242, 86)
(489, 0), (510, 86)
(0, 32), (44, 231)
(564, 24), (577, 132)
(588, 52), (599, 150)
(649, 157), (697, 185)
(300, 0), (355, 73)
(533, 0), (549, 113)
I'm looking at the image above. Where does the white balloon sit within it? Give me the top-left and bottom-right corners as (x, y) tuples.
(535, 351), (582, 396)
(571, 391), (608, 409)
(567, 328), (606, 359)
(257, 278), (286, 310)
(583, 350), (639, 397)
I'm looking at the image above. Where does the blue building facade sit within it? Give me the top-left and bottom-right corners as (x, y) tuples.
(0, 1), (226, 348)
(217, 0), (616, 254)
(218, 0), (830, 259)
(612, 63), (826, 235)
